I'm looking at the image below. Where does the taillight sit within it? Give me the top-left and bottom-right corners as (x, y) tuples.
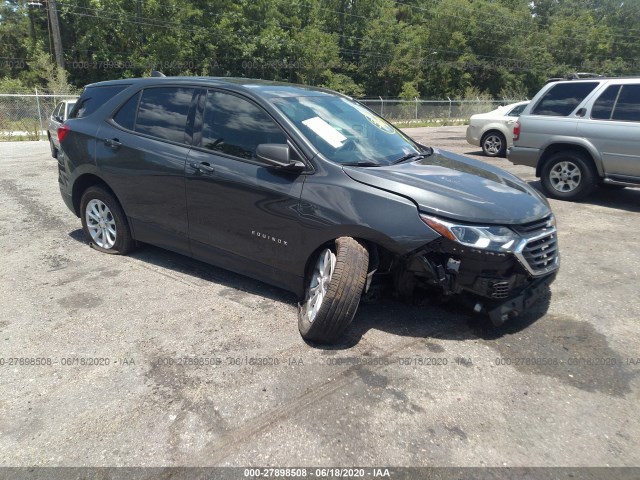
(58, 124), (70, 143)
(513, 121), (520, 141)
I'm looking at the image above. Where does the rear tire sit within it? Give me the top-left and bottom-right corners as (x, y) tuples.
(540, 151), (597, 201)
(49, 135), (58, 159)
(298, 237), (369, 344)
(481, 131), (506, 157)
(80, 186), (135, 255)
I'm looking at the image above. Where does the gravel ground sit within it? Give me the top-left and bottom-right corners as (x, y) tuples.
(0, 129), (639, 469)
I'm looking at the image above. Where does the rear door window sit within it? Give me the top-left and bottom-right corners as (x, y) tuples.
(532, 82), (599, 116)
(611, 84), (640, 122)
(134, 87), (196, 144)
(69, 85), (129, 119)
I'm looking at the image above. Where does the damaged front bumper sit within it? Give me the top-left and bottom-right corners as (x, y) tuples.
(395, 235), (559, 324)
(484, 271), (556, 325)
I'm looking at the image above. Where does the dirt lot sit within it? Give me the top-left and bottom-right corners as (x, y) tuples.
(0, 127), (639, 469)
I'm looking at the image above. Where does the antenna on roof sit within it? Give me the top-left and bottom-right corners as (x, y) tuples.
(151, 70), (166, 77)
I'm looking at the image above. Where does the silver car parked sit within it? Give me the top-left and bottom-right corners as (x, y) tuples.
(508, 78), (640, 200)
(48, 99), (76, 159)
(466, 101), (528, 157)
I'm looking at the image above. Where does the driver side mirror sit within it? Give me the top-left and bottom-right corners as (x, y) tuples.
(256, 144), (305, 172)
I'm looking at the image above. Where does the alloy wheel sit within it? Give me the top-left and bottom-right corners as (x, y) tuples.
(549, 161), (581, 193)
(304, 248), (336, 323)
(85, 199), (117, 249)
(483, 134), (502, 155)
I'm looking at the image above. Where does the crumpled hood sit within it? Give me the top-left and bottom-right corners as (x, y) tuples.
(343, 148), (551, 225)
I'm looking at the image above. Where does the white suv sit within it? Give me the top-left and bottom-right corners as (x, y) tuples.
(508, 78), (640, 200)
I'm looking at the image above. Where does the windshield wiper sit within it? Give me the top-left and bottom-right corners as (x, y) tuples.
(392, 147), (433, 165)
(341, 161), (380, 167)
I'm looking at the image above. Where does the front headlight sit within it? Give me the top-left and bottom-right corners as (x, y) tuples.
(421, 214), (522, 252)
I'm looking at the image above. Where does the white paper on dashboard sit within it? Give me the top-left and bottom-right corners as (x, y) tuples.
(302, 116), (347, 148)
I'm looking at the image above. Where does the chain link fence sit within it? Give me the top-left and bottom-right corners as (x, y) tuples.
(0, 94), (525, 142)
(0, 92), (78, 142)
(359, 98), (526, 123)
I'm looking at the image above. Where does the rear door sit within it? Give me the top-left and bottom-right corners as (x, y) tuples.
(580, 83), (640, 179)
(185, 89), (306, 289)
(95, 85), (197, 254)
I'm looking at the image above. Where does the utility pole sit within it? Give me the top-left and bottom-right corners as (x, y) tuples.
(47, 0), (64, 68)
(137, 0), (145, 47)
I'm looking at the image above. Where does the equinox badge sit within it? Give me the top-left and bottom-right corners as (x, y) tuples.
(252, 230), (288, 246)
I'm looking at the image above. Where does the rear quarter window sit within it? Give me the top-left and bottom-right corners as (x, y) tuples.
(507, 104), (527, 116)
(69, 85), (129, 119)
(113, 92), (141, 131)
(532, 82), (599, 116)
(611, 84), (640, 122)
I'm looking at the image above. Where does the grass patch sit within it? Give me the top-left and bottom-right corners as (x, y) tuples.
(392, 118), (469, 128)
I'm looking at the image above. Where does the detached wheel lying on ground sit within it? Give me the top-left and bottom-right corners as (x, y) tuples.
(540, 151), (597, 201)
(80, 186), (135, 255)
(298, 237), (369, 344)
(481, 131), (506, 157)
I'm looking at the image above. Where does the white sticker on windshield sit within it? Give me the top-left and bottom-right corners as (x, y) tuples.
(302, 116), (347, 148)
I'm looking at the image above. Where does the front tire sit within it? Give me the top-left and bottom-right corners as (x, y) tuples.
(80, 186), (134, 255)
(298, 237), (369, 344)
(540, 151), (597, 201)
(481, 131), (506, 157)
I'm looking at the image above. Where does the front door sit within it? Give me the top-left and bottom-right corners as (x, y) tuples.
(185, 89), (305, 290)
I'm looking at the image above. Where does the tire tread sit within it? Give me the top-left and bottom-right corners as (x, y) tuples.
(298, 237), (369, 343)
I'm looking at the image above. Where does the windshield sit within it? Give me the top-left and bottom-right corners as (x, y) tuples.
(270, 95), (421, 166)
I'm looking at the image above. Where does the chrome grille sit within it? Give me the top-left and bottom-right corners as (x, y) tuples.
(515, 227), (559, 276)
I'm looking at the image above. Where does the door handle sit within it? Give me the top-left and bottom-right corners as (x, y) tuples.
(190, 161), (215, 174)
(104, 138), (122, 149)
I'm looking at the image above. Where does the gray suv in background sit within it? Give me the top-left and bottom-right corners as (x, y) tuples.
(508, 78), (640, 200)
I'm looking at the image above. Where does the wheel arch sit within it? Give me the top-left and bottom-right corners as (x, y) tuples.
(71, 173), (119, 217)
(481, 125), (509, 141)
(300, 235), (393, 299)
(536, 143), (602, 177)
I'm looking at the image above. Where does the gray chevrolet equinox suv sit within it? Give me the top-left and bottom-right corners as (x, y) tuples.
(58, 77), (559, 343)
(508, 77), (640, 200)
